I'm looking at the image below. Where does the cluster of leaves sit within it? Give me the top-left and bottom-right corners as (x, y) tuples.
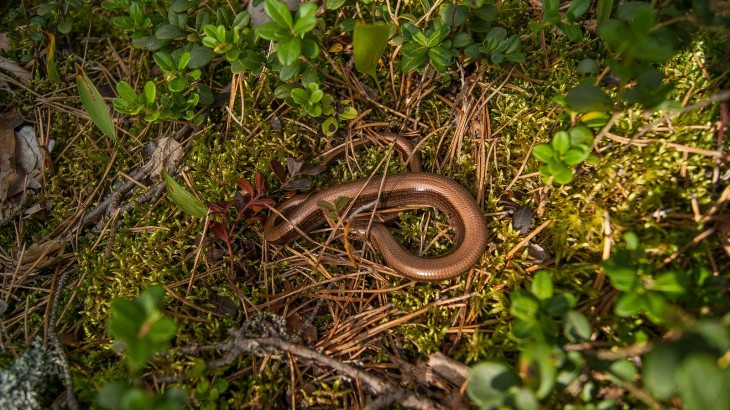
(397, 0), (524, 73)
(468, 231), (730, 409)
(601, 233), (689, 323)
(201, 11), (264, 74)
(468, 272), (597, 409)
(529, 0), (594, 42)
(99, 286), (186, 410)
(559, 0), (729, 114)
(113, 51), (206, 123)
(532, 124), (599, 184)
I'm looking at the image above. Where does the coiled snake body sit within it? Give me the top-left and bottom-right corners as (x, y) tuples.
(263, 134), (487, 281)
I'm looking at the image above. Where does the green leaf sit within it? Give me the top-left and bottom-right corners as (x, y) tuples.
(46, 33), (61, 83)
(519, 343), (559, 399)
(624, 232), (640, 250)
(277, 37), (302, 66)
(98, 382), (129, 408)
(511, 318), (540, 340)
(576, 58), (599, 74)
(327, 0), (347, 10)
(544, 293), (575, 317)
(155, 24), (186, 40)
(676, 355), (730, 410)
(143, 81), (156, 105)
(533, 144), (554, 163)
(290, 88), (309, 105)
(353, 23), (391, 81)
(596, 0), (614, 25)
(569, 124), (594, 146)
(274, 84), (294, 99)
(565, 0), (590, 21)
(651, 271), (686, 295)
(440, 3), (469, 26)
(563, 311), (591, 342)
(428, 46), (455, 70)
(264, 0), (293, 29)
(601, 258), (637, 292)
(154, 52), (175, 71)
(553, 168), (574, 184)
(467, 362), (521, 405)
(643, 344), (678, 400)
(301, 37), (320, 59)
(322, 117), (338, 136)
(177, 52), (191, 70)
(531, 271), (553, 300)
(400, 43), (429, 72)
(339, 106), (358, 120)
(57, 19), (72, 34)
(452, 31), (473, 48)
(566, 82), (612, 112)
(255, 22), (284, 40)
(187, 46), (215, 69)
(644, 292), (668, 323)
(608, 359), (637, 383)
(163, 170), (207, 218)
(563, 148), (588, 165)
(116, 81), (138, 103)
(294, 3), (317, 33)
(76, 67), (118, 143)
(551, 131), (570, 155)
(614, 292), (644, 317)
(279, 60), (301, 81)
(510, 289), (540, 321)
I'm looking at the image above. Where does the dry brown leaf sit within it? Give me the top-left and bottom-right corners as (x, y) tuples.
(148, 136), (183, 178)
(16, 240), (63, 268)
(16, 126), (40, 174)
(0, 33), (9, 50)
(0, 56), (31, 84)
(0, 112), (19, 202)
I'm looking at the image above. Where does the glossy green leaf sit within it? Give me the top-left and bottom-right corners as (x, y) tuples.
(264, 0), (293, 29)
(277, 37), (302, 65)
(353, 23), (391, 81)
(163, 169), (207, 218)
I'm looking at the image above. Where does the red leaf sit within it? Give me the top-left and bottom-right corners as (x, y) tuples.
(233, 191), (247, 212)
(209, 221), (230, 242)
(236, 178), (254, 197)
(254, 172), (267, 195)
(251, 198), (277, 208)
(207, 203), (226, 214)
(270, 159), (287, 183)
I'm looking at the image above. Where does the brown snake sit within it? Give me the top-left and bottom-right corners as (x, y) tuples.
(263, 134), (487, 281)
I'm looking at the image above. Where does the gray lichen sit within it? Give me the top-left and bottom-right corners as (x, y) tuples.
(0, 338), (62, 410)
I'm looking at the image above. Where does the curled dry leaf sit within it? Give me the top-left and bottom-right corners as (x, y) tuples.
(13, 240), (64, 271)
(0, 56), (31, 84)
(148, 136), (184, 178)
(1, 113), (43, 218)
